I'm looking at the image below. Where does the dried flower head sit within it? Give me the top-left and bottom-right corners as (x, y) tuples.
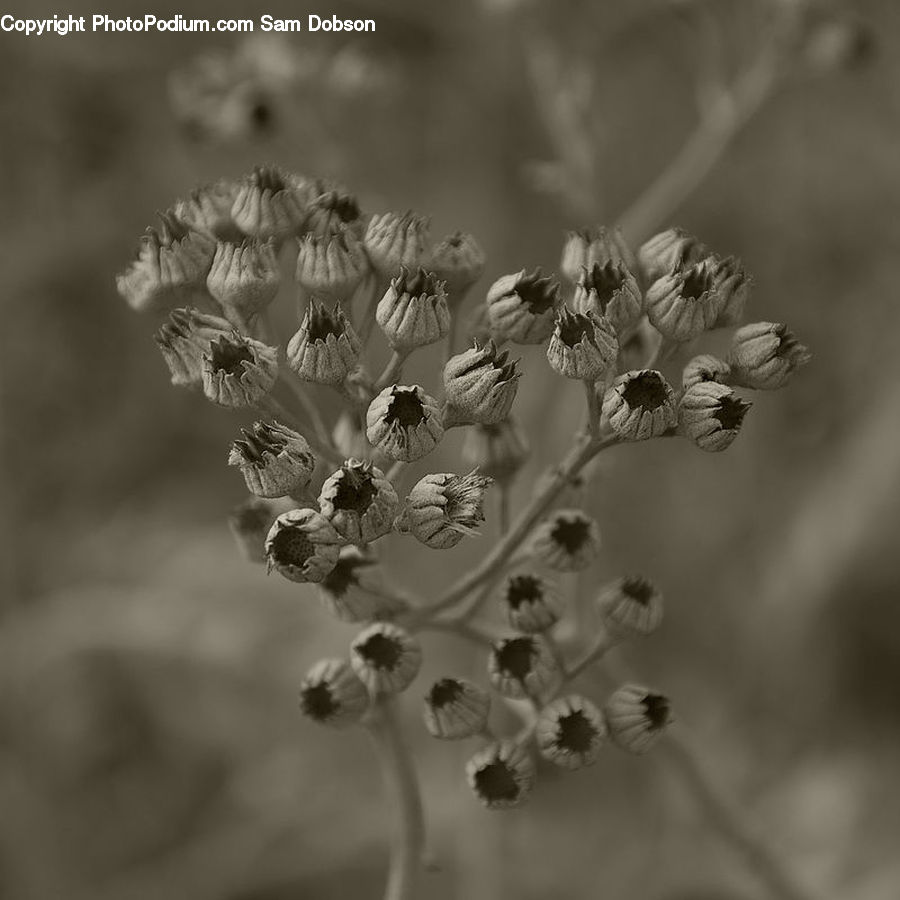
(645, 258), (725, 341)
(376, 267), (451, 351)
(299, 658), (370, 728)
(605, 684), (673, 754)
(679, 382), (752, 452)
(365, 385), (444, 462)
(536, 695), (607, 770)
(201, 331), (278, 407)
(295, 228), (369, 301)
(423, 677), (491, 740)
(728, 322), (811, 390)
(461, 417), (530, 485)
(466, 740), (536, 810)
(155, 307), (233, 387)
(712, 255), (752, 327)
(443, 341), (521, 426)
(546, 307), (619, 382)
(596, 575), (664, 639)
(230, 165), (309, 242)
(602, 369), (678, 441)
(319, 545), (407, 623)
(287, 299), (362, 385)
(303, 187), (365, 238)
(531, 509), (602, 572)
(364, 211), (431, 277)
(572, 261), (643, 334)
(487, 634), (558, 699)
(350, 622), (422, 695)
(228, 495), (293, 563)
(265, 508), (343, 583)
(206, 239), (280, 322)
(501, 572), (563, 633)
(637, 227), (712, 285)
(175, 179), (242, 242)
(228, 421), (316, 498)
(427, 231), (486, 304)
(560, 226), (633, 284)
(318, 459), (399, 544)
(682, 354), (732, 392)
(487, 268), (561, 345)
(397, 471), (493, 550)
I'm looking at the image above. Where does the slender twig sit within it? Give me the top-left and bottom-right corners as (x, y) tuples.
(279, 371), (336, 456)
(420, 618), (495, 649)
(583, 379), (600, 437)
(359, 272), (389, 346)
(376, 349), (411, 391)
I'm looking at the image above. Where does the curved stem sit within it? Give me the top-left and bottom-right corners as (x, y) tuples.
(279, 372), (335, 454)
(376, 349), (411, 391)
(583, 379), (600, 437)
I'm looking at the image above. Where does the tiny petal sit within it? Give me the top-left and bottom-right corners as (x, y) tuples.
(376, 267), (450, 351)
(727, 322), (811, 390)
(228, 421), (316, 498)
(487, 634), (558, 699)
(487, 268), (560, 345)
(466, 740), (536, 810)
(265, 508), (343, 583)
(444, 341), (521, 426)
(602, 369), (678, 441)
(299, 658), (370, 728)
(679, 382), (752, 452)
(400, 471), (493, 550)
(201, 331), (278, 407)
(530, 509), (601, 572)
(605, 684), (673, 754)
(596, 575), (664, 639)
(546, 307), (619, 382)
(365, 385), (444, 462)
(287, 299), (362, 385)
(350, 622), (422, 695)
(423, 677), (491, 740)
(536, 695), (607, 770)
(318, 459), (399, 544)
(501, 572), (563, 633)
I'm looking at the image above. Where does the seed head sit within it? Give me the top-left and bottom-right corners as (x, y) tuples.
(602, 369), (678, 441)
(637, 227), (712, 285)
(365, 385), (444, 462)
(295, 227), (369, 301)
(679, 382), (752, 452)
(682, 354), (732, 392)
(201, 331), (278, 407)
(350, 622), (422, 695)
(364, 211), (431, 277)
(487, 267), (561, 345)
(423, 677), (491, 740)
(487, 634), (558, 699)
(572, 260), (643, 334)
(605, 684), (673, 754)
(645, 258), (725, 341)
(443, 341), (521, 426)
(264, 508), (343, 583)
(287, 299), (362, 385)
(302, 187), (365, 239)
(155, 307), (233, 387)
(228, 421), (316, 498)
(536, 695), (607, 770)
(299, 658), (370, 728)
(206, 239), (280, 321)
(427, 231), (486, 305)
(230, 165), (309, 243)
(711, 255), (752, 328)
(546, 307), (619, 382)
(465, 740), (536, 810)
(560, 226), (633, 284)
(318, 459), (399, 544)
(376, 267), (450, 351)
(501, 572), (563, 633)
(596, 575), (664, 640)
(175, 179), (242, 242)
(531, 509), (601, 572)
(727, 322), (811, 390)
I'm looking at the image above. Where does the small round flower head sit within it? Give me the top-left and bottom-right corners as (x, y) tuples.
(560, 226), (633, 284)
(605, 684), (673, 754)
(299, 658), (370, 728)
(207, 239), (280, 322)
(303, 187), (365, 238)
(596, 575), (664, 639)
(319, 545), (406, 623)
(350, 622), (422, 695)
(443, 341), (521, 426)
(287, 299), (362, 385)
(427, 231), (486, 305)
(547, 307), (619, 382)
(265, 508), (343, 583)
(466, 740), (536, 810)
(201, 331), (278, 407)
(536, 695), (607, 770)
(231, 165), (308, 243)
(682, 354), (732, 392)
(679, 382), (752, 452)
(487, 268), (561, 345)
(572, 261), (643, 334)
(461, 418), (530, 485)
(727, 322), (811, 390)
(175, 179), (242, 242)
(711, 256), (752, 328)
(365, 385), (444, 462)
(364, 211), (431, 278)
(501, 573), (563, 633)
(228, 495), (292, 563)
(228, 421), (316, 498)
(397, 471), (493, 550)
(531, 509), (601, 572)
(376, 267), (451, 351)
(602, 369), (678, 441)
(423, 677), (491, 740)
(295, 228), (368, 301)
(116, 211), (215, 313)
(155, 307), (233, 387)
(645, 258), (725, 341)
(637, 227), (712, 285)
(318, 459), (399, 544)
(487, 634), (559, 699)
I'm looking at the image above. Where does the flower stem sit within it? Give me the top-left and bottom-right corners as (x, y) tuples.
(583, 379), (600, 437)
(376, 349), (411, 391)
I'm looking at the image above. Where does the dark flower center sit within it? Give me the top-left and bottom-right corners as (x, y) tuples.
(253, 166), (286, 192)
(622, 372), (668, 411)
(473, 761), (519, 803)
(495, 637), (536, 680)
(307, 304), (344, 342)
(583, 262), (625, 311)
(551, 517), (590, 553)
(386, 389), (426, 428)
(642, 693), (671, 730)
(316, 191), (360, 222)
(555, 711), (598, 753)
(682, 266), (715, 301)
(356, 633), (403, 670)
(621, 577), (654, 605)
(300, 683), (338, 721)
(332, 466), (378, 514)
(428, 678), (464, 708)
(558, 311), (591, 347)
(506, 575), (543, 609)
(714, 397), (750, 431)
(516, 269), (558, 315)
(235, 424), (288, 465)
(210, 339), (254, 376)
(271, 529), (314, 567)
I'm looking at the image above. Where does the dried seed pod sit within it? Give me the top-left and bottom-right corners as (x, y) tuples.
(201, 331), (278, 407)
(536, 695), (607, 770)
(561, 226), (633, 284)
(546, 307), (618, 381)
(487, 634), (558, 699)
(318, 459), (399, 544)
(465, 740), (536, 810)
(265, 508), (343, 583)
(443, 341), (521, 426)
(230, 165), (309, 243)
(206, 239), (280, 323)
(727, 322), (811, 390)
(228, 421), (316, 498)
(427, 231), (486, 305)
(350, 623), (422, 695)
(299, 658), (370, 728)
(423, 677), (491, 740)
(364, 211), (430, 277)
(637, 227), (712, 285)
(501, 573), (563, 633)
(175, 179), (242, 242)
(602, 369), (678, 441)
(572, 261), (643, 334)
(711, 255), (752, 328)
(596, 575), (664, 639)
(679, 382), (752, 452)
(376, 267), (450, 351)
(303, 187), (365, 238)
(319, 545), (406, 623)
(296, 227), (368, 301)
(682, 354), (732, 392)
(605, 684), (673, 754)
(645, 258), (724, 341)
(365, 385), (444, 462)
(486, 268), (560, 345)
(287, 299), (361, 385)
(531, 509), (601, 572)
(155, 307), (233, 387)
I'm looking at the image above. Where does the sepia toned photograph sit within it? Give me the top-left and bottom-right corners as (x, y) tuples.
(2, 1), (898, 898)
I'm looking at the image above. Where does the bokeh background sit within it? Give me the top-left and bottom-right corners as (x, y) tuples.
(2, 0), (899, 898)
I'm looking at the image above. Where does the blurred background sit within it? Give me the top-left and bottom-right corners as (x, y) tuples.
(2, 0), (899, 897)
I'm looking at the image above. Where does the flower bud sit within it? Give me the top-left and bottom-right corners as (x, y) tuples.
(605, 684), (673, 754)
(287, 299), (362, 385)
(560, 226), (633, 284)
(487, 634), (558, 699)
(466, 740), (536, 810)
(303, 187), (365, 238)
(602, 369), (677, 441)
(299, 658), (370, 728)
(397, 471), (493, 550)
(443, 341), (521, 426)
(201, 331), (278, 407)
(116, 211), (215, 313)
(228, 421), (316, 498)
(350, 622), (422, 695)
(461, 418), (530, 485)
(376, 267), (450, 351)
(365, 385), (444, 462)
(228, 495), (292, 563)
(319, 545), (407, 623)
(536, 695), (607, 770)
(423, 677), (491, 740)
(637, 227), (712, 285)
(727, 322), (811, 390)
(711, 255), (752, 328)
(682, 354), (731, 392)
(572, 261), (643, 333)
(175, 179), (242, 242)
(364, 211), (430, 277)
(546, 307), (618, 382)
(501, 573), (562, 633)
(487, 268), (560, 345)
(231, 165), (308, 243)
(155, 307), (233, 387)
(318, 459), (399, 544)
(295, 228), (368, 301)
(679, 382), (752, 452)
(645, 258), (724, 341)
(596, 575), (664, 640)
(265, 508), (343, 583)
(427, 231), (486, 305)
(207, 239), (280, 324)
(530, 509), (601, 572)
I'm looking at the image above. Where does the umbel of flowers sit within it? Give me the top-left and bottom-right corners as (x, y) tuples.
(119, 166), (810, 898)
